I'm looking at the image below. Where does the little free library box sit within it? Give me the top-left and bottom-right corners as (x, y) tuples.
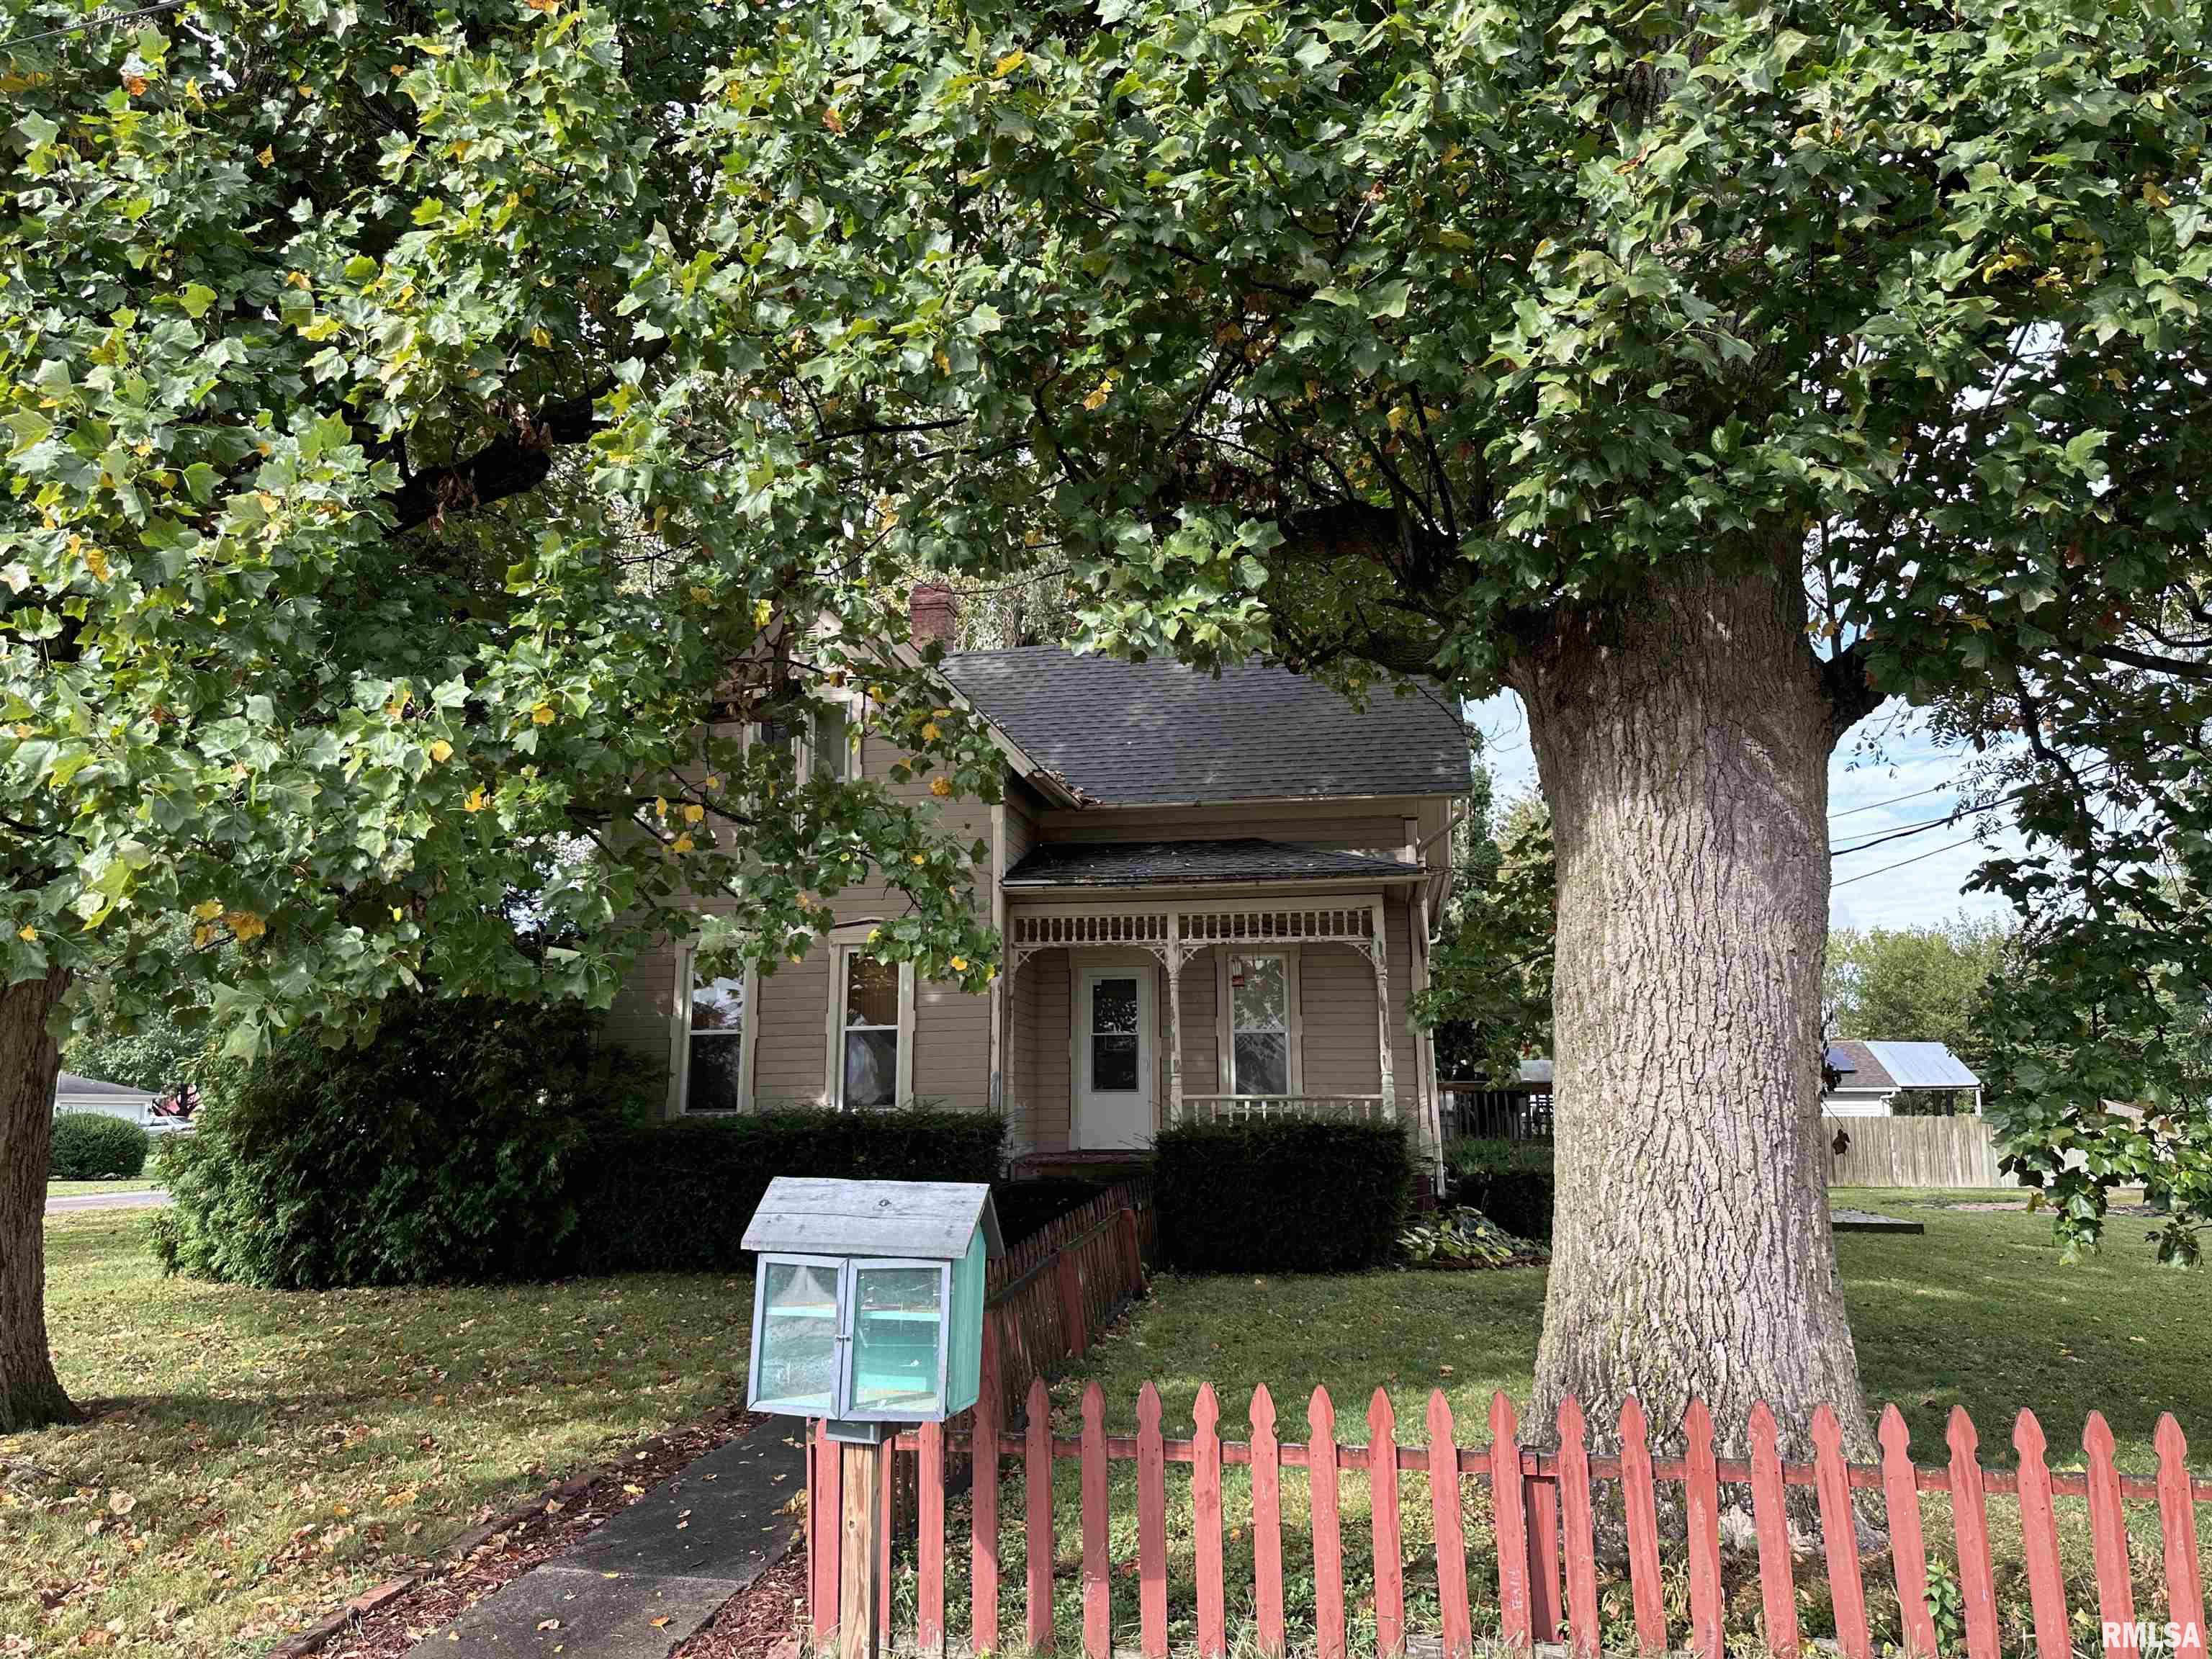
(741, 1177), (1005, 1443)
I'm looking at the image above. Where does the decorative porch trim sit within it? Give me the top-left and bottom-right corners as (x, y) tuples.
(1004, 891), (1398, 1128)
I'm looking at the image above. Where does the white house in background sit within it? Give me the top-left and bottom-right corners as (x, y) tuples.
(52, 1071), (163, 1130)
(1822, 1040), (1983, 1118)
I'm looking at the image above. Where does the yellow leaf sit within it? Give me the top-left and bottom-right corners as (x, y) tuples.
(993, 49), (1026, 76)
(286, 271), (311, 289)
(192, 899), (222, 920)
(683, 803), (705, 824)
(531, 702), (556, 726)
(688, 585), (713, 604)
(671, 833), (694, 853)
(704, 773), (721, 791)
(911, 853), (927, 866)
(466, 787), (490, 813)
(753, 598), (774, 628)
(16, 925), (35, 943)
(1081, 376), (1113, 411)
(929, 775), (953, 799)
(224, 911), (267, 943)
(950, 956), (968, 972)
(122, 73), (149, 97)
(934, 349), (950, 375)
(822, 106), (845, 135)
(84, 546), (110, 582)
(428, 739), (453, 764)
(920, 721), (940, 742)
(531, 325), (550, 349)
(2145, 180), (2174, 209)
(192, 923), (216, 950)
(654, 796), (669, 819)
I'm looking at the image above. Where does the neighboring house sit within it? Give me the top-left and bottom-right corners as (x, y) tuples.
(604, 589), (1473, 1169)
(1822, 1040), (1983, 1117)
(52, 1071), (163, 1130)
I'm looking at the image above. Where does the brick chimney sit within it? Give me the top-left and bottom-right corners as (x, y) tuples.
(909, 581), (959, 652)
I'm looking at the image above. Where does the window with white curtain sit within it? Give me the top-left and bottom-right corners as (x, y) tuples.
(1227, 951), (1293, 1096)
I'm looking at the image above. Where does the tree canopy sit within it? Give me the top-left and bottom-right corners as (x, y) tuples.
(9, 0), (2212, 1434)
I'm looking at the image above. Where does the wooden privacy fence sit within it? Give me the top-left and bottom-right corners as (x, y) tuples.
(1824, 1115), (2010, 1189)
(810, 1385), (2211, 1659)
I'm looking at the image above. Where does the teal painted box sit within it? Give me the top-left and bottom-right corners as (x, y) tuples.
(742, 1178), (1003, 1434)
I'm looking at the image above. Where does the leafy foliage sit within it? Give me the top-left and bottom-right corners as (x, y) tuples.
(48, 1112), (148, 1181)
(571, 1104), (1007, 1273)
(1154, 1119), (1413, 1273)
(1824, 914), (2012, 1077)
(1419, 775), (1555, 1082)
(1442, 1138), (1557, 1248)
(1398, 1205), (1543, 1269)
(1, 0), (1003, 1075)
(151, 997), (659, 1288)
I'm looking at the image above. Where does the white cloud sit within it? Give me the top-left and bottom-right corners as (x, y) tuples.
(1465, 691), (2023, 929)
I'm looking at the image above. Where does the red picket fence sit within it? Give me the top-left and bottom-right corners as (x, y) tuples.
(809, 1384), (2212, 1659)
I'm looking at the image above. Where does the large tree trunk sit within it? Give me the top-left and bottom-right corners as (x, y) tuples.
(0, 966), (74, 1431)
(1512, 559), (1872, 1465)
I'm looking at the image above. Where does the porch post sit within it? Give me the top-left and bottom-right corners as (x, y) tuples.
(1164, 909), (1184, 1128)
(1370, 899), (1396, 1123)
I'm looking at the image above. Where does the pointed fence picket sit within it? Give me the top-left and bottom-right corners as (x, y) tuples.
(813, 1390), (2212, 1659)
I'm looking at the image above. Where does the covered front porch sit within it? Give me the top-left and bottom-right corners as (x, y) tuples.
(994, 862), (1442, 1161)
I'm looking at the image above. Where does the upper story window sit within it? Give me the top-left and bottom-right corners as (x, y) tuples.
(683, 958), (755, 1114)
(748, 698), (860, 781)
(1226, 950), (1297, 1097)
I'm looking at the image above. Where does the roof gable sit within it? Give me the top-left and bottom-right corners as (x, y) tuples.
(740, 1177), (1005, 1259)
(1825, 1040), (1898, 1092)
(939, 648), (1470, 806)
(1865, 1041), (1980, 1089)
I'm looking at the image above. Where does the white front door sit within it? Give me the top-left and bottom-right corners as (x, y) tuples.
(1074, 963), (1156, 1149)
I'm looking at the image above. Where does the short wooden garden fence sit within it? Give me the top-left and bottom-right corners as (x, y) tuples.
(984, 1178), (1154, 1424)
(809, 1385), (2210, 1659)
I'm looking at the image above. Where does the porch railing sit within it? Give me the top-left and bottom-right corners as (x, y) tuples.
(1182, 1093), (1391, 1123)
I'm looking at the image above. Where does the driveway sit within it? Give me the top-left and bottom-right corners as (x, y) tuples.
(46, 1189), (172, 1215)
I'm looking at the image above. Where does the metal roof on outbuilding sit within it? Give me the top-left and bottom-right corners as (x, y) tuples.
(1864, 1041), (1980, 1089)
(740, 1178), (1005, 1261)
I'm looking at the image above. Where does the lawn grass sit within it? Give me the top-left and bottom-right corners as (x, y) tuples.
(5, 1210), (753, 1656)
(47, 1179), (164, 1197)
(911, 1190), (2211, 1657)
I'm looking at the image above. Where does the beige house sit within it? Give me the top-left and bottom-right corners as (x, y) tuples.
(604, 601), (1473, 1170)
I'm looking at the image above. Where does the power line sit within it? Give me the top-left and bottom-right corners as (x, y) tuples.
(1833, 833), (1987, 889)
(1829, 758), (2112, 857)
(1828, 777), (1961, 821)
(0, 0), (188, 50)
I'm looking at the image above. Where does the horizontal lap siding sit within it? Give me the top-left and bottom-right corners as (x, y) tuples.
(1022, 950), (1071, 1149)
(605, 939), (679, 1077)
(915, 975), (991, 1112)
(1300, 942), (1383, 1096)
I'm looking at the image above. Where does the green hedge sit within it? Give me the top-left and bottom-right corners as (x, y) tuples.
(1444, 1136), (1555, 1245)
(153, 998), (660, 1289)
(50, 1112), (150, 1180)
(573, 1106), (1008, 1273)
(1154, 1119), (1413, 1272)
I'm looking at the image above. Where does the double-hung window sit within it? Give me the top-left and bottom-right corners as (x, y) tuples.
(1224, 950), (1299, 1097)
(831, 947), (912, 1108)
(680, 954), (756, 1114)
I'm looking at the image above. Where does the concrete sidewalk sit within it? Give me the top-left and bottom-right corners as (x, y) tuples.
(405, 1418), (806, 1658)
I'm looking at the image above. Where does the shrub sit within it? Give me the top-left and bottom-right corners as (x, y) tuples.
(1443, 1136), (1555, 1244)
(991, 1177), (1102, 1244)
(1154, 1118), (1413, 1272)
(152, 997), (661, 1289)
(573, 1104), (1008, 1273)
(50, 1112), (150, 1180)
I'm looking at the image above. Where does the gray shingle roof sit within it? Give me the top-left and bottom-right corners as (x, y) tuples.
(939, 647), (1470, 805)
(1826, 1040), (1898, 1092)
(1004, 839), (1421, 889)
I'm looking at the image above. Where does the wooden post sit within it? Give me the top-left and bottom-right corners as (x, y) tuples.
(840, 1442), (881, 1659)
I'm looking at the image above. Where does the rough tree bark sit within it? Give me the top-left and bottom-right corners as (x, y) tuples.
(0, 966), (74, 1431)
(1511, 558), (1874, 1466)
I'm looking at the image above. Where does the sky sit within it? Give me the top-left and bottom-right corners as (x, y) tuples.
(1465, 691), (2026, 931)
